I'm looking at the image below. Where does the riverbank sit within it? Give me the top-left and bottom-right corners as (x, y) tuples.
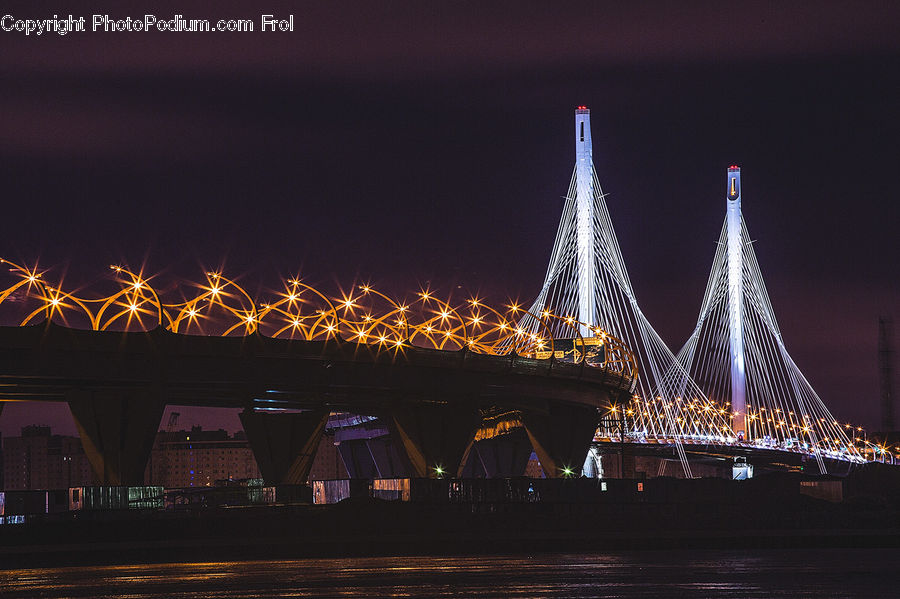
(1, 490), (898, 568)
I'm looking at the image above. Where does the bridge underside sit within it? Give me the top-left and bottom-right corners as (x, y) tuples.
(8, 324), (848, 483)
(332, 405), (603, 481)
(239, 408), (330, 485)
(337, 437), (410, 479)
(0, 323), (631, 485)
(66, 389), (165, 486)
(463, 428), (534, 478)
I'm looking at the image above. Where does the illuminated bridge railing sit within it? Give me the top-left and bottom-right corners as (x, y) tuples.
(594, 401), (880, 465)
(0, 259), (637, 379)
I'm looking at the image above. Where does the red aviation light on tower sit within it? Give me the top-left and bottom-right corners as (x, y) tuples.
(575, 105), (589, 114)
(728, 164), (740, 171)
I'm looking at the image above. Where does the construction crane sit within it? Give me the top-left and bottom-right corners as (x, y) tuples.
(166, 411), (181, 433)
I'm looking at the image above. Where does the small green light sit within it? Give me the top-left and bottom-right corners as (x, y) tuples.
(434, 465), (445, 477)
(562, 467), (574, 477)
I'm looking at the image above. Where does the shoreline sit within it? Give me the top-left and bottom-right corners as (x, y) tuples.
(2, 498), (898, 569)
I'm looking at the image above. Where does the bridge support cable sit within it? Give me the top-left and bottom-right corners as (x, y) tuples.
(521, 107), (726, 477)
(67, 389), (165, 486)
(239, 408), (330, 485)
(675, 166), (861, 468)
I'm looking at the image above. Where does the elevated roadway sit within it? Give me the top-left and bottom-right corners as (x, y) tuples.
(0, 322), (634, 485)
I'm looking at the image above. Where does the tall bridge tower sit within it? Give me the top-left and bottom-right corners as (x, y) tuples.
(726, 166), (747, 439)
(574, 107), (598, 335)
(676, 166), (862, 470)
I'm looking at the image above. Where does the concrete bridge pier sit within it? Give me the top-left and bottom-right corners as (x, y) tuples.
(387, 403), (481, 478)
(364, 436), (409, 478)
(522, 404), (599, 478)
(239, 408), (329, 485)
(467, 428), (533, 477)
(337, 437), (409, 479)
(337, 439), (379, 479)
(67, 389), (165, 485)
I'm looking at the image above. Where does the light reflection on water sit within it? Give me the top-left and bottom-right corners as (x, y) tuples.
(0, 550), (891, 598)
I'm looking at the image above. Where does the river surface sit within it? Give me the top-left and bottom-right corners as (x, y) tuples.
(0, 549), (891, 598)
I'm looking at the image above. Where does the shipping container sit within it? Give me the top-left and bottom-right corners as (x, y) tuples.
(69, 486), (164, 511)
(372, 478), (410, 501)
(0, 490), (48, 516)
(312, 479), (371, 504)
(170, 483), (276, 509)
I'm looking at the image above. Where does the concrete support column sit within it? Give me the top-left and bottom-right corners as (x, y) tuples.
(387, 403), (480, 478)
(337, 439), (379, 479)
(472, 428), (533, 478)
(337, 437), (410, 479)
(522, 404), (599, 478)
(239, 408), (329, 485)
(67, 389), (165, 485)
(365, 437), (409, 478)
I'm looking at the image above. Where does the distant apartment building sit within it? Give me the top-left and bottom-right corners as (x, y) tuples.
(146, 426), (261, 487)
(2, 425), (94, 490)
(2, 424), (359, 492)
(147, 426), (348, 487)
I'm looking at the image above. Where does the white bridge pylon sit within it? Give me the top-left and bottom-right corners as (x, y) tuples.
(675, 166), (863, 470)
(522, 107), (734, 477)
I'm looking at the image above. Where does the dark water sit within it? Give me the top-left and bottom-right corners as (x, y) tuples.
(0, 550), (892, 598)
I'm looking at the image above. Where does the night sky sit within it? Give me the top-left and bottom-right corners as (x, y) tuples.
(1, 2), (897, 436)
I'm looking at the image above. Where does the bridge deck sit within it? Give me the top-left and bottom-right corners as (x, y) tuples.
(0, 322), (633, 411)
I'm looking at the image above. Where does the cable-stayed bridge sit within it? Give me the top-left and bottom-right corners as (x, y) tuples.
(0, 107), (883, 486)
(524, 107), (865, 475)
